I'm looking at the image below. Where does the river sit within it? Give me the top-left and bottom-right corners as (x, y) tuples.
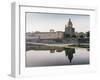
(26, 47), (89, 67)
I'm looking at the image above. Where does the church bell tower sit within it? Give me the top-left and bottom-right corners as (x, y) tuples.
(65, 18), (75, 37)
(67, 18), (73, 27)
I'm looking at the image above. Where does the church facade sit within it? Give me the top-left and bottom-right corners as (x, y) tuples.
(64, 18), (75, 37)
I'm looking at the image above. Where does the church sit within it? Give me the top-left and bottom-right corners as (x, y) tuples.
(26, 18), (75, 43)
(64, 18), (75, 37)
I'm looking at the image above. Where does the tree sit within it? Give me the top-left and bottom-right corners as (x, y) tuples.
(78, 32), (85, 39)
(86, 31), (90, 38)
(72, 35), (76, 38)
(79, 35), (84, 38)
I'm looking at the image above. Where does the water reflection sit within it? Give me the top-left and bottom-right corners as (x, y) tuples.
(26, 44), (76, 63)
(26, 44), (89, 67)
(64, 48), (75, 63)
(50, 49), (55, 53)
(49, 48), (75, 63)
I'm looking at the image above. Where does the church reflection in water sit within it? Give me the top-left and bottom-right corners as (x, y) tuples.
(49, 48), (75, 63)
(64, 48), (75, 63)
(26, 44), (75, 63)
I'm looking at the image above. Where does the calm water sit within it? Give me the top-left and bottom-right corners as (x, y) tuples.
(26, 47), (89, 67)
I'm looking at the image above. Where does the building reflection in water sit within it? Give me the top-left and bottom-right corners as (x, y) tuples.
(50, 49), (55, 53)
(50, 48), (75, 63)
(26, 45), (75, 63)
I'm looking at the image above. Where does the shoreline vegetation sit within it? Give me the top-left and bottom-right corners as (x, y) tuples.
(68, 44), (89, 48)
(26, 42), (89, 51)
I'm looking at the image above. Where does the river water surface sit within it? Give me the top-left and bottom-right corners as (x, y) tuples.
(26, 47), (89, 67)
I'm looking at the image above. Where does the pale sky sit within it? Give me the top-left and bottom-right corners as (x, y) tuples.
(26, 12), (90, 33)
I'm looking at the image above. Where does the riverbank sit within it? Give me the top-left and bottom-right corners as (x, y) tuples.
(26, 42), (89, 50)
